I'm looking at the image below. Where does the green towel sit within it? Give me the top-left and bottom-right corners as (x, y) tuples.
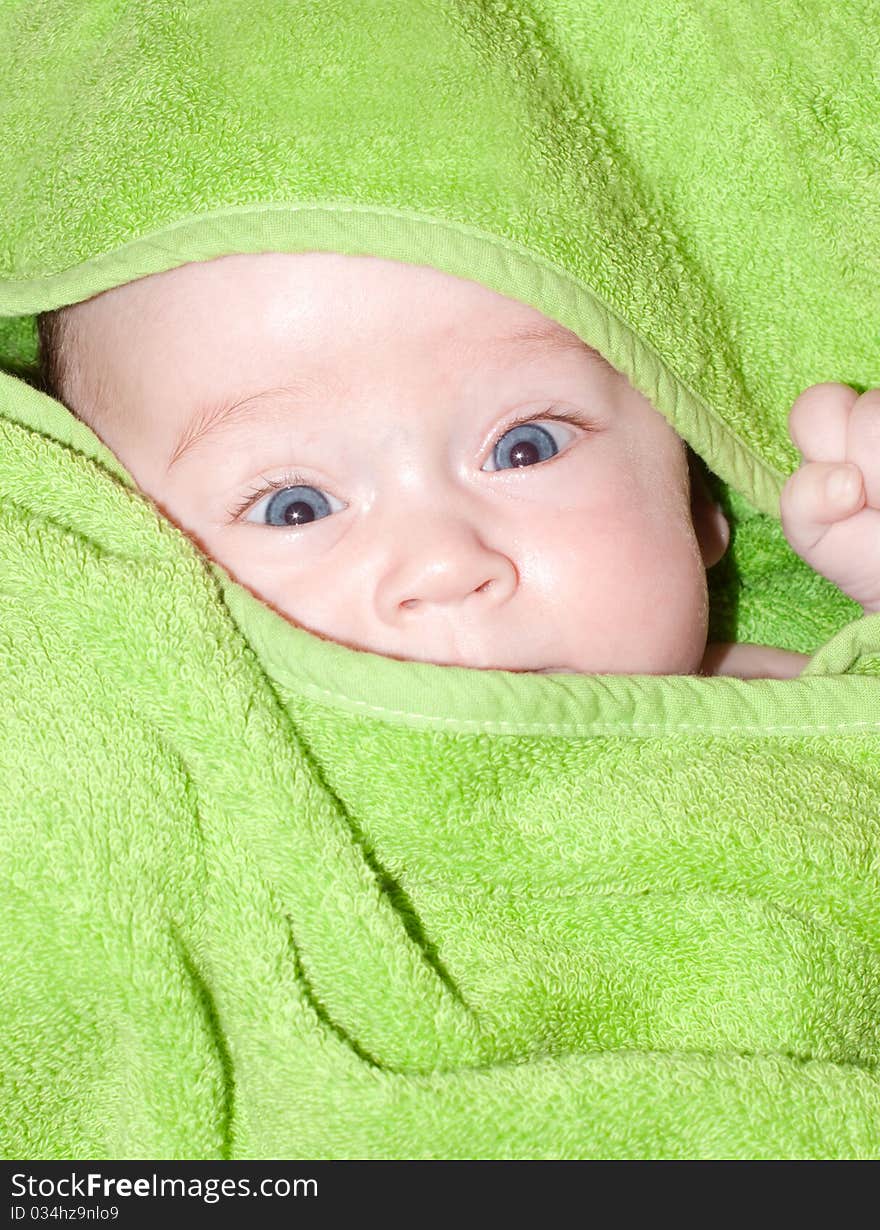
(1, 0), (879, 1159)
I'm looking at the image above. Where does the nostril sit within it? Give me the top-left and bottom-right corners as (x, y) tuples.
(399, 581), (491, 610)
(395, 569), (509, 614)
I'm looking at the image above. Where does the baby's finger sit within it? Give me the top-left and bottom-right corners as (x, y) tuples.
(846, 389), (880, 506)
(788, 382), (859, 461)
(779, 460), (865, 556)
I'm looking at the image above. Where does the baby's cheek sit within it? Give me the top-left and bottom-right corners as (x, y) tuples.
(617, 518), (708, 671)
(540, 504), (708, 674)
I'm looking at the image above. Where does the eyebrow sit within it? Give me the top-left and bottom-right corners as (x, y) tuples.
(166, 320), (610, 471)
(166, 380), (323, 472)
(489, 322), (608, 363)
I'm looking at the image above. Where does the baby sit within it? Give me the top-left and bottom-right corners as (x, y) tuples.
(36, 251), (880, 679)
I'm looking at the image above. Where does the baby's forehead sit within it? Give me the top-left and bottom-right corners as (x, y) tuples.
(74, 255), (625, 427)
(91, 252), (597, 348)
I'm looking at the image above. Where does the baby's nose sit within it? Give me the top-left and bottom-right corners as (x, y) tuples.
(375, 521), (518, 623)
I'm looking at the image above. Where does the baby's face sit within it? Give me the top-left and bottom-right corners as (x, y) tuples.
(67, 252), (714, 674)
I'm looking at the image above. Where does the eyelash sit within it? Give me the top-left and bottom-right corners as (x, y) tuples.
(227, 405), (597, 522)
(482, 405), (597, 466)
(228, 469), (317, 523)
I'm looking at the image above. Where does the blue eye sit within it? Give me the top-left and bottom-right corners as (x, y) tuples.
(490, 421), (560, 470)
(250, 484), (336, 527)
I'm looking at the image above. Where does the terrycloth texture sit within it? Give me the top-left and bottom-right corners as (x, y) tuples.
(1, 0), (879, 1159)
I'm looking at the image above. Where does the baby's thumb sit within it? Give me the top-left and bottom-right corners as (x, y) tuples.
(780, 461), (880, 612)
(779, 461), (864, 557)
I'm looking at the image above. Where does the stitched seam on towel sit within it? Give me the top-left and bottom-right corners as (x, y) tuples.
(294, 683), (880, 735)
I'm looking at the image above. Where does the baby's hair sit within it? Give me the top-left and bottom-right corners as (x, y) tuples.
(36, 305), (112, 436)
(36, 307), (78, 408)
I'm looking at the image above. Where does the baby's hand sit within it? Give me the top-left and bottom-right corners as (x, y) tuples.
(780, 383), (880, 613)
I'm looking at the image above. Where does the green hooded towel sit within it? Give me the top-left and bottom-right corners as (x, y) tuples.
(1, 0), (878, 1159)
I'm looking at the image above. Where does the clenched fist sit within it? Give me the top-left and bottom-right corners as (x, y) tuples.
(781, 383), (880, 614)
